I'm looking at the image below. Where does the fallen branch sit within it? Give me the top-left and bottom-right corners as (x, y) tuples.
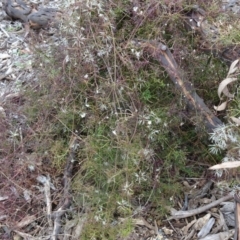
(168, 193), (233, 220)
(51, 136), (78, 239)
(135, 40), (223, 132)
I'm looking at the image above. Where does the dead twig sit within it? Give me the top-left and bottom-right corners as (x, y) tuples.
(51, 136), (78, 239)
(168, 193), (233, 220)
(234, 193), (240, 240)
(44, 177), (53, 228)
(0, 26), (10, 38)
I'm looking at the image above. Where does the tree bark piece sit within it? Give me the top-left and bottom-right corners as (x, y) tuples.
(136, 40), (223, 132)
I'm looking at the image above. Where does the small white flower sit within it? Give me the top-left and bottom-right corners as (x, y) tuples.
(155, 117), (161, 124)
(122, 181), (133, 196)
(209, 145), (221, 154)
(148, 130), (160, 140)
(99, 104), (107, 111)
(61, 107), (67, 113)
(28, 165), (35, 171)
(97, 49), (107, 57)
(215, 169), (223, 178)
(80, 112), (86, 118)
(94, 205), (107, 225)
(117, 199), (132, 211)
(134, 171), (147, 183)
(85, 99), (90, 107)
(133, 6), (138, 12)
(135, 51), (141, 60)
(9, 130), (19, 139)
(139, 148), (155, 161)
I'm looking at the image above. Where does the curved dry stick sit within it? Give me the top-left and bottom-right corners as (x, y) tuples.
(136, 40), (223, 132)
(168, 193), (233, 220)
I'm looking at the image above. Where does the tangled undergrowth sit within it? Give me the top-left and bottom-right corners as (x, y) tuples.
(22, 0), (225, 238)
(2, 0), (240, 239)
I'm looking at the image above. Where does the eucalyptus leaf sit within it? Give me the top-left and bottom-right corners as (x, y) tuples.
(217, 77), (237, 98)
(227, 59), (239, 76)
(214, 101), (228, 111)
